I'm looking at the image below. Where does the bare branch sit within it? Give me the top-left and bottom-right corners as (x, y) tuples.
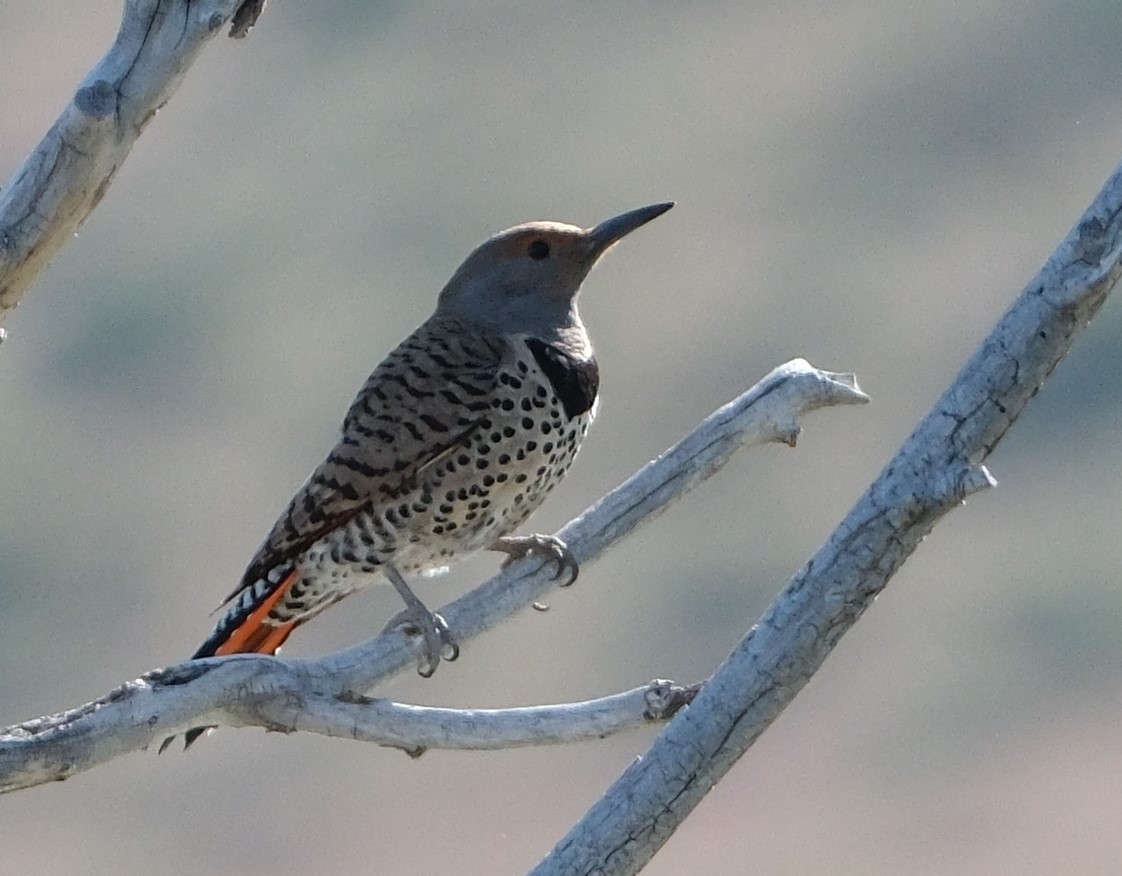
(2, 662), (695, 789)
(269, 679), (699, 751)
(530, 162), (1122, 875)
(0, 0), (261, 326)
(0, 360), (867, 793)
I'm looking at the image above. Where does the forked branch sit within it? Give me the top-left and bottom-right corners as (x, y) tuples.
(0, 361), (868, 793)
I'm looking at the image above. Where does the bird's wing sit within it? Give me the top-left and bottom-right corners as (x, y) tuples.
(227, 321), (507, 603)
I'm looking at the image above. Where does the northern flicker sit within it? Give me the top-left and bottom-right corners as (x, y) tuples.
(175, 201), (671, 745)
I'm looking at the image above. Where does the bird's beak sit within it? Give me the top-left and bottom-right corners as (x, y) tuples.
(587, 202), (674, 255)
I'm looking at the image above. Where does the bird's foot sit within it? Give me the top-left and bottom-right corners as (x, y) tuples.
(381, 562), (459, 676)
(383, 605), (459, 677)
(489, 533), (579, 586)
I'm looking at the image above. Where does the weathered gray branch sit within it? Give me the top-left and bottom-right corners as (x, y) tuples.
(0, 360), (867, 793)
(0, 0), (262, 331)
(529, 162), (1122, 875)
(276, 679), (700, 751)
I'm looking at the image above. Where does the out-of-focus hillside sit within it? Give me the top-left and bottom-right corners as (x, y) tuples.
(4, 2), (1122, 873)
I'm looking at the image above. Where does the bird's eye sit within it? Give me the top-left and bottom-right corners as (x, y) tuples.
(527, 240), (550, 260)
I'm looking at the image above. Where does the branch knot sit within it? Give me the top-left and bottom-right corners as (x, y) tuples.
(74, 81), (117, 119)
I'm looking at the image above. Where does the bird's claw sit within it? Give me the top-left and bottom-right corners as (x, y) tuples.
(489, 533), (579, 586)
(385, 607), (459, 677)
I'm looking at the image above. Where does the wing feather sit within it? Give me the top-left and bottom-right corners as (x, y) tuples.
(225, 318), (505, 604)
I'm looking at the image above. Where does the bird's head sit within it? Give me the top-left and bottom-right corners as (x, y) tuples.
(436, 202), (673, 339)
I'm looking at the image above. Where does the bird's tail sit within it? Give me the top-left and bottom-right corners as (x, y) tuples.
(165, 569), (303, 751)
(192, 569), (302, 660)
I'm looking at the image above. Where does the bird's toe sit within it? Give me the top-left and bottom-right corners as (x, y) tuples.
(385, 606), (458, 676)
(489, 533), (579, 586)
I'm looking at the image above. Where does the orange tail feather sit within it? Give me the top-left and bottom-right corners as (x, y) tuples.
(212, 569), (300, 656)
(171, 570), (303, 751)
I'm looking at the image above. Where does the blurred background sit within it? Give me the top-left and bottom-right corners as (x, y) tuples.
(4, 1), (1122, 872)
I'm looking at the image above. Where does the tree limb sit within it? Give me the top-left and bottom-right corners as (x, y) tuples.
(263, 679), (701, 752)
(0, 360), (867, 794)
(529, 162), (1122, 875)
(0, 0), (263, 329)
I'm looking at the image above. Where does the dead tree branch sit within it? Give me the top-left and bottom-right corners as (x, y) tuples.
(530, 160), (1122, 876)
(0, 360), (868, 793)
(0, 0), (263, 335)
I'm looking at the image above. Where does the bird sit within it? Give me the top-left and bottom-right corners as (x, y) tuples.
(173, 201), (672, 747)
